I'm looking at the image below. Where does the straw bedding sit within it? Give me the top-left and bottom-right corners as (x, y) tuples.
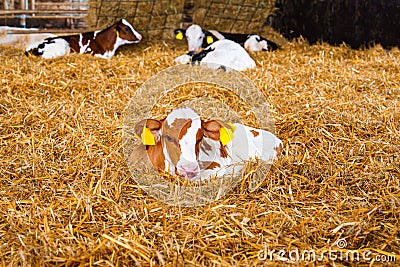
(0, 39), (399, 265)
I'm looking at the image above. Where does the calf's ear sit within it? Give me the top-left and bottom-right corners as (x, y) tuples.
(219, 123), (236, 145)
(114, 26), (120, 37)
(134, 119), (163, 145)
(202, 120), (236, 146)
(174, 29), (186, 40)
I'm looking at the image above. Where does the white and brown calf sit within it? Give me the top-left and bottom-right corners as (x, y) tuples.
(134, 108), (225, 179)
(25, 19), (142, 59)
(133, 108), (283, 180)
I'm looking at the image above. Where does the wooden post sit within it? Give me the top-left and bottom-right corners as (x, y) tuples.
(31, 0), (35, 14)
(4, 0), (16, 10)
(66, 0), (72, 29)
(19, 0), (27, 27)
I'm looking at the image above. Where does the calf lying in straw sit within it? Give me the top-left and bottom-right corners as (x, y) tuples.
(174, 24), (279, 52)
(131, 108), (283, 181)
(174, 39), (256, 71)
(25, 19), (142, 59)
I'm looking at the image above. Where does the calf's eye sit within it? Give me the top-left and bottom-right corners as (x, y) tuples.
(166, 135), (173, 142)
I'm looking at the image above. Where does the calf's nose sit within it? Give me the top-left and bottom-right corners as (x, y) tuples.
(177, 162), (200, 179)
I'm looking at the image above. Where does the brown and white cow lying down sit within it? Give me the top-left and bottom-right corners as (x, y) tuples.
(25, 19), (142, 59)
(133, 108), (283, 181)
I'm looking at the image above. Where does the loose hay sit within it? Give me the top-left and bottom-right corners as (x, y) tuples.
(0, 39), (399, 265)
(122, 65), (275, 206)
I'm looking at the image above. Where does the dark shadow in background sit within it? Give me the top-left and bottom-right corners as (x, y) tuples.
(269, 0), (400, 49)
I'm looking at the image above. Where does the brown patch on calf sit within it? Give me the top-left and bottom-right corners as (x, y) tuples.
(202, 120), (221, 132)
(134, 118), (162, 143)
(202, 120), (235, 145)
(162, 118), (194, 165)
(250, 130), (260, 137)
(128, 143), (166, 172)
(61, 19), (140, 56)
(62, 32), (98, 54)
(200, 139), (213, 156)
(274, 142), (283, 157)
(219, 146), (229, 158)
(202, 120), (234, 158)
(178, 120), (192, 139)
(132, 119), (165, 171)
(134, 119), (162, 135)
(200, 161), (221, 170)
(195, 128), (205, 157)
(202, 120), (221, 141)
(146, 142), (166, 171)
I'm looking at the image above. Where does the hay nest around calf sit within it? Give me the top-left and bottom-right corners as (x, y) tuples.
(0, 39), (399, 265)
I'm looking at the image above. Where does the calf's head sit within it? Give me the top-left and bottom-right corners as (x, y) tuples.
(135, 108), (235, 179)
(244, 35), (269, 52)
(114, 19), (142, 43)
(175, 24), (207, 52)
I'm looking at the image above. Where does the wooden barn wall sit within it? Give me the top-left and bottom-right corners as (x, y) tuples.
(270, 0), (400, 48)
(0, 0), (89, 29)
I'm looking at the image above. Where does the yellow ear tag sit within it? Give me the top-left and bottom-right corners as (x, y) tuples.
(206, 36), (214, 44)
(141, 126), (156, 145)
(175, 31), (183, 40)
(114, 29), (119, 38)
(219, 126), (235, 146)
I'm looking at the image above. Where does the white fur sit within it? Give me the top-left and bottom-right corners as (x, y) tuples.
(198, 39), (256, 71)
(197, 137), (233, 179)
(93, 30), (101, 39)
(26, 38), (70, 59)
(229, 123), (282, 164)
(79, 34), (91, 53)
(176, 115), (202, 175)
(197, 123), (282, 180)
(174, 54), (191, 64)
(185, 24), (205, 52)
(164, 108), (202, 178)
(208, 30), (225, 40)
(244, 35), (269, 52)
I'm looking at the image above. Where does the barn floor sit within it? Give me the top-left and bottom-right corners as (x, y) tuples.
(0, 40), (399, 266)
